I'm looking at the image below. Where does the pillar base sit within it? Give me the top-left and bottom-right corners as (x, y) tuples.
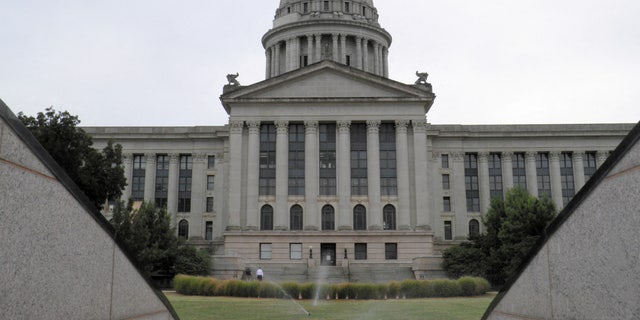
(274, 225), (288, 231)
(399, 225), (413, 231)
(304, 225), (319, 231)
(225, 225), (241, 231)
(415, 224), (432, 231)
(368, 225), (383, 230)
(338, 225), (353, 231)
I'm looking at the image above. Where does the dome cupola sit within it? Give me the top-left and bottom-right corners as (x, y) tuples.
(263, 0), (392, 78)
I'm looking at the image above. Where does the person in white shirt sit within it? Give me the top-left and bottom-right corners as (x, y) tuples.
(256, 267), (264, 281)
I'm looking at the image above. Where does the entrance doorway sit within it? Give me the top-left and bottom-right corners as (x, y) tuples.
(320, 243), (336, 266)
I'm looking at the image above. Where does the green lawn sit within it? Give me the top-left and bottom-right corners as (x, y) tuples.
(165, 292), (495, 320)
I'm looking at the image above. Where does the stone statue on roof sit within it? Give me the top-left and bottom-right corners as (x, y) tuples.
(415, 71), (429, 85)
(226, 73), (240, 86)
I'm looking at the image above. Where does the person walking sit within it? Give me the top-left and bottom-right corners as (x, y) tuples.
(256, 267), (264, 281)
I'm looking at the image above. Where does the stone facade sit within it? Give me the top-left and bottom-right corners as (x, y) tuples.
(85, 1), (635, 282)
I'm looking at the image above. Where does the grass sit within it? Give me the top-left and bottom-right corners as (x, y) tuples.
(165, 291), (495, 320)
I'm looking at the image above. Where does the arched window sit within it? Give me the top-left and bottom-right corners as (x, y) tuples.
(383, 204), (396, 230)
(178, 219), (189, 239)
(321, 205), (335, 230)
(290, 205), (303, 230)
(353, 205), (367, 230)
(469, 219), (480, 237)
(261, 205), (274, 230)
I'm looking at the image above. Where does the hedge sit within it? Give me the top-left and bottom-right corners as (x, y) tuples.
(174, 275), (490, 299)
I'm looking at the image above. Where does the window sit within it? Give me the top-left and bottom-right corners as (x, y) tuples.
(469, 219), (480, 237)
(354, 243), (367, 260)
(321, 205), (335, 230)
(444, 221), (452, 240)
(441, 154), (449, 168)
(178, 155), (193, 212)
(443, 197), (451, 212)
(350, 123), (367, 195)
(584, 152), (597, 181)
(261, 205), (274, 230)
(323, 1), (329, 11)
(132, 154), (145, 201)
(289, 124), (305, 195)
(385, 243), (397, 260)
(207, 155), (215, 169)
(155, 155), (169, 208)
(344, 2), (351, 13)
(303, 2), (309, 13)
(512, 153), (527, 189)
(345, 55), (351, 66)
(178, 219), (189, 239)
(442, 174), (450, 190)
(560, 152), (575, 206)
(362, 6), (366, 16)
(290, 243), (303, 260)
(464, 153), (480, 212)
(383, 204), (396, 230)
(536, 153), (551, 196)
(300, 55), (309, 67)
(488, 153), (503, 199)
(205, 221), (213, 240)
(207, 175), (215, 190)
(319, 124), (336, 195)
(206, 197), (214, 212)
(260, 124), (277, 195)
(290, 205), (303, 231)
(379, 123), (397, 196)
(353, 205), (367, 230)
(260, 243), (272, 260)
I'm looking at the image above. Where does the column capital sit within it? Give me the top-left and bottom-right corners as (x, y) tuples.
(366, 120), (381, 131)
(247, 120), (261, 129)
(122, 153), (133, 164)
(144, 153), (156, 160)
(549, 151), (561, 161)
(275, 120), (289, 134)
(478, 152), (489, 161)
(526, 151), (537, 160)
(395, 119), (410, 128)
(572, 151), (585, 159)
(502, 151), (513, 160)
(304, 120), (318, 131)
(169, 153), (180, 161)
(451, 152), (465, 162)
(412, 119), (427, 133)
(337, 120), (351, 132)
(596, 150), (609, 161)
(230, 120), (244, 134)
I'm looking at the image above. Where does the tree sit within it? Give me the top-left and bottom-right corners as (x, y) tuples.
(442, 187), (557, 286)
(18, 107), (126, 210)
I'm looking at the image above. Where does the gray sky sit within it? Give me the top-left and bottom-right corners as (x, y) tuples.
(1, 0), (639, 126)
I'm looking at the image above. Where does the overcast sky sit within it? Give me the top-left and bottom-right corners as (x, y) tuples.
(1, 0), (639, 126)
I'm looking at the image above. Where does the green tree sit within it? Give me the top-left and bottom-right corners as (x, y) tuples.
(442, 187), (556, 286)
(18, 107), (126, 210)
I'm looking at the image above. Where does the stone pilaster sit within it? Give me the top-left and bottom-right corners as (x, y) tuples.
(366, 120), (382, 230)
(340, 34), (347, 64)
(167, 153), (180, 222)
(355, 36), (362, 69)
(121, 153), (133, 202)
(274, 43), (281, 77)
(362, 38), (369, 72)
(331, 33), (339, 62)
(306, 34), (313, 65)
(275, 121), (289, 230)
(525, 152), (538, 197)
(373, 42), (380, 75)
(190, 153), (207, 237)
(265, 48), (271, 79)
(143, 153), (156, 203)
(227, 121), (243, 230)
(412, 119), (430, 230)
(549, 151), (563, 209)
(314, 34), (322, 63)
(383, 47), (389, 77)
(337, 120), (352, 230)
(451, 152), (466, 238)
(596, 150), (609, 168)
(245, 121), (261, 231)
(502, 152), (514, 193)
(573, 151), (586, 191)
(304, 121), (319, 230)
(478, 152), (490, 214)
(395, 120), (411, 230)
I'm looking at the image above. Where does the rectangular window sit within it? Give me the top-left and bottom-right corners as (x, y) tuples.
(350, 123), (368, 195)
(300, 55), (309, 67)
(206, 197), (214, 212)
(536, 152), (551, 196)
(207, 155), (215, 169)
(354, 243), (367, 260)
(560, 152), (575, 206)
(444, 221), (452, 240)
(442, 174), (450, 190)
(260, 243), (272, 260)
(345, 55), (351, 66)
(178, 154), (193, 212)
(155, 155), (169, 208)
(379, 123), (397, 196)
(323, 1), (329, 11)
(488, 153), (503, 200)
(131, 154), (146, 201)
(441, 154), (449, 168)
(464, 153), (480, 212)
(319, 123), (336, 195)
(205, 221), (213, 240)
(207, 175), (215, 190)
(344, 2), (350, 12)
(584, 151), (597, 181)
(290, 243), (302, 260)
(512, 152), (527, 189)
(384, 243), (397, 260)
(303, 2), (309, 13)
(443, 197), (451, 212)
(289, 124), (305, 195)
(260, 124), (277, 195)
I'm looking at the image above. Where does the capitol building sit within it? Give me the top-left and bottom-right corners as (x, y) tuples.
(87, 0), (633, 282)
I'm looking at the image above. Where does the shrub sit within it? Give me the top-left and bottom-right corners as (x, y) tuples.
(299, 283), (315, 299)
(431, 279), (461, 297)
(280, 282), (300, 298)
(400, 280), (422, 298)
(387, 281), (400, 299)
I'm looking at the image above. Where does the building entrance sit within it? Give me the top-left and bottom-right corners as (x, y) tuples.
(320, 243), (336, 266)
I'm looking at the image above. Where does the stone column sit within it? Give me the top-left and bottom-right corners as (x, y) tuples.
(362, 38), (369, 72)
(396, 120), (411, 230)
(478, 152), (490, 214)
(306, 34), (313, 65)
(573, 151), (586, 191)
(273, 42), (281, 77)
(337, 120), (352, 230)
(525, 152), (538, 197)
(367, 120), (382, 230)
(451, 152), (467, 238)
(412, 119), (430, 230)
(265, 49), (271, 79)
(340, 34), (347, 64)
(549, 152), (563, 209)
(304, 121), (319, 230)
(355, 36), (362, 69)
(596, 150), (609, 168)
(332, 33), (339, 62)
(275, 121), (290, 230)
(143, 153), (156, 202)
(167, 153), (180, 221)
(501, 152), (514, 193)
(314, 34), (322, 63)
(246, 121), (261, 230)
(190, 153), (207, 237)
(293, 36), (300, 69)
(373, 42), (380, 75)
(383, 47), (389, 77)
(227, 121), (243, 230)
(122, 153), (133, 202)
